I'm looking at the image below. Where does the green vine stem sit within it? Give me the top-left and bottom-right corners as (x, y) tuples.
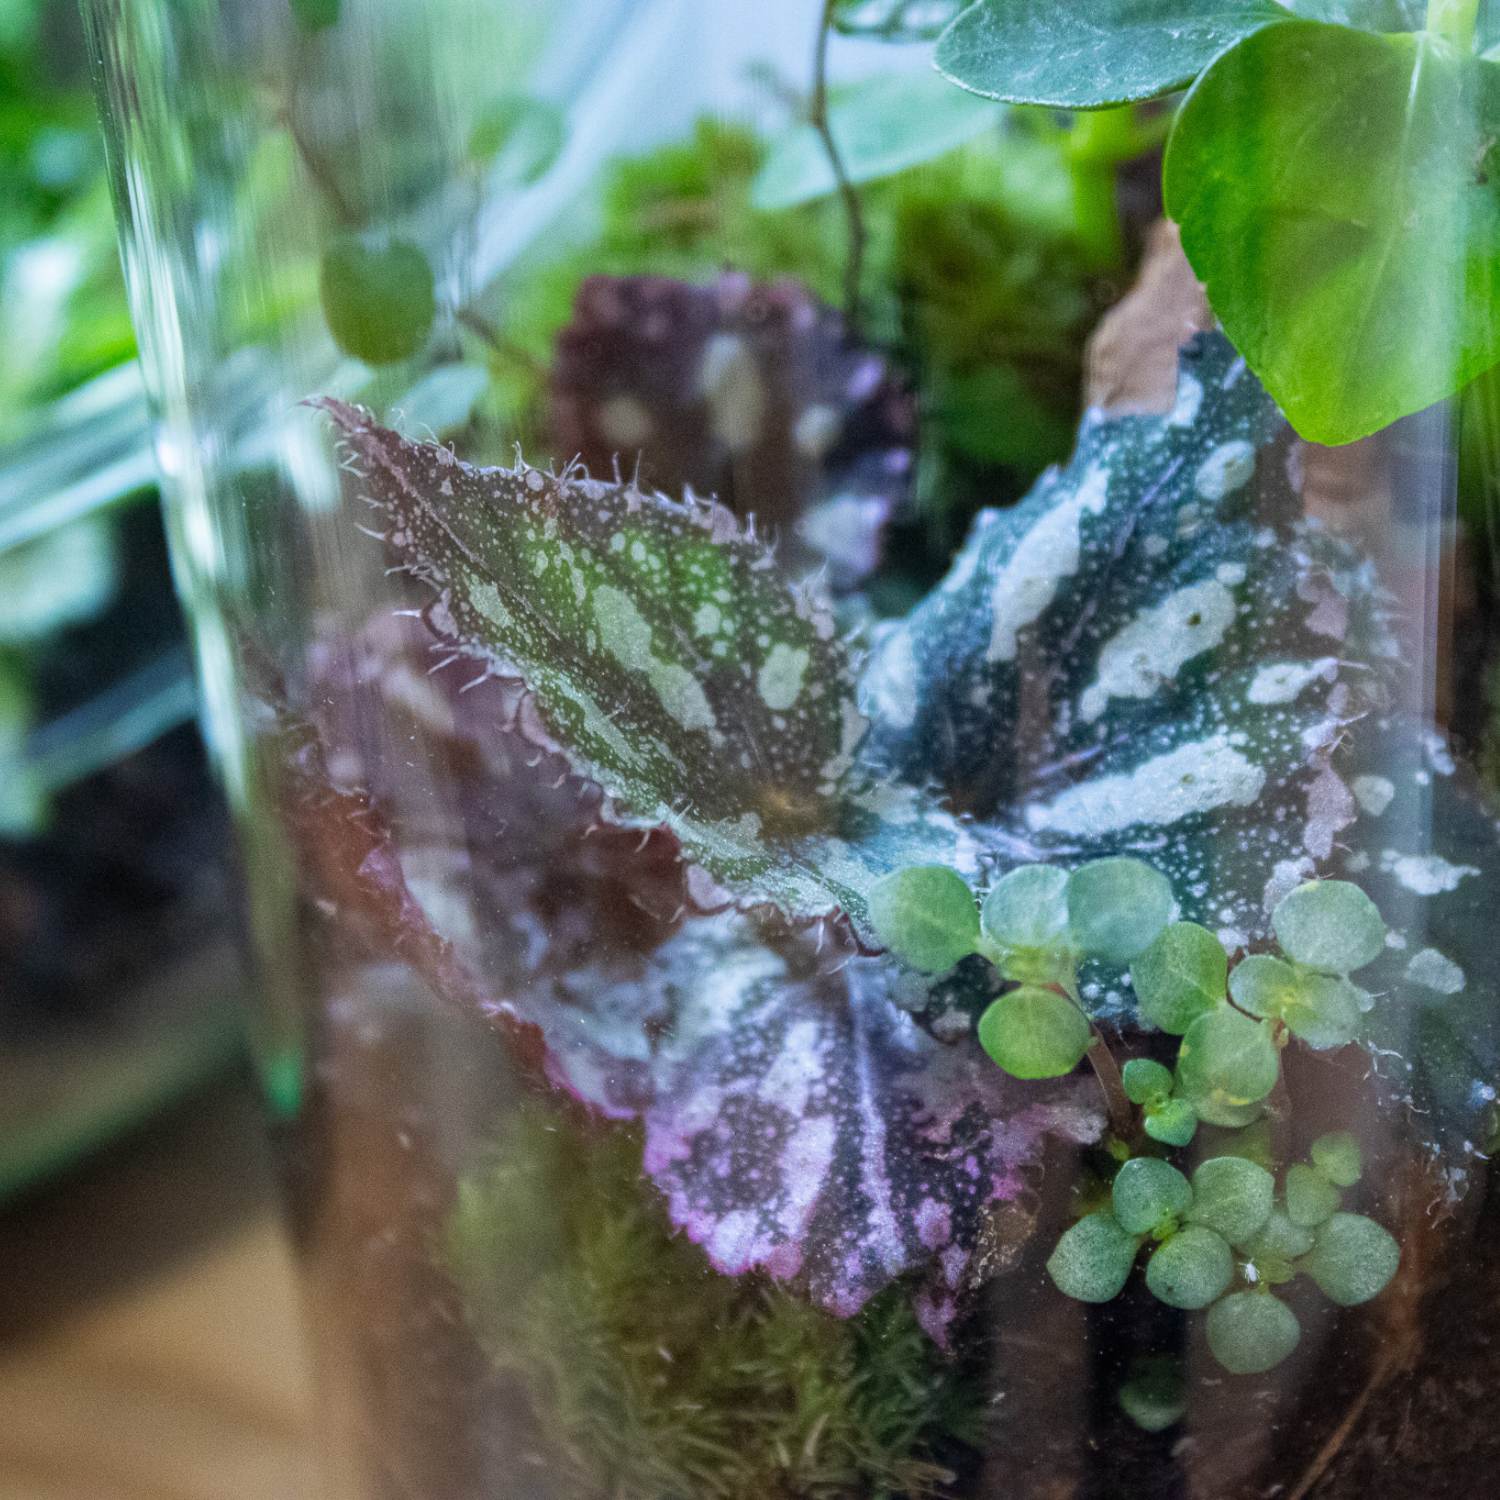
(1428, 0), (1479, 48)
(811, 0), (867, 326)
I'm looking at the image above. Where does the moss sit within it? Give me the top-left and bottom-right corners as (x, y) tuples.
(443, 1109), (983, 1500)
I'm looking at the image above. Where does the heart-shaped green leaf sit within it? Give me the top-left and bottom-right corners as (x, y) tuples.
(1166, 20), (1500, 444)
(978, 985), (1093, 1078)
(1187, 1155), (1275, 1244)
(1272, 879), (1386, 973)
(1207, 1290), (1301, 1373)
(869, 865), (981, 973)
(935, 0), (1289, 108)
(1113, 1156), (1192, 1235)
(1132, 922), (1228, 1034)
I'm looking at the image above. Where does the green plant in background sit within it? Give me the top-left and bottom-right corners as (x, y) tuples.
(933, 0), (1500, 445)
(867, 862), (1401, 1374)
(445, 1114), (983, 1500)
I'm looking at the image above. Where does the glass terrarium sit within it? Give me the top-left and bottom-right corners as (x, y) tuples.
(85, 0), (1500, 1495)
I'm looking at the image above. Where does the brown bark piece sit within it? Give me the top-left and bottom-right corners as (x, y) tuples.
(1084, 220), (1213, 416)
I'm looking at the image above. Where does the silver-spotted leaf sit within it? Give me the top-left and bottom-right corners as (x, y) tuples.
(860, 333), (1394, 989)
(320, 397), (984, 938)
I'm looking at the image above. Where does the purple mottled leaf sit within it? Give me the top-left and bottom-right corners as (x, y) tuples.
(317, 398), (1014, 940)
(550, 273), (915, 590)
(496, 913), (1101, 1338)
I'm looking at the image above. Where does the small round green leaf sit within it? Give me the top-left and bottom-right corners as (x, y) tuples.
(1112, 1157), (1192, 1236)
(1227, 952), (1299, 1020)
(1310, 1131), (1363, 1188)
(978, 986), (1091, 1079)
(1303, 1213), (1400, 1306)
(1146, 1225), (1233, 1309)
(1285, 1163), (1340, 1228)
(1207, 1291), (1301, 1375)
(1187, 1093), (1265, 1129)
(1046, 1211), (1141, 1302)
(1271, 880), (1386, 974)
(1118, 1358), (1186, 1433)
(868, 865), (981, 973)
(1177, 1007), (1280, 1111)
(1282, 972), (1364, 1050)
(320, 238), (436, 366)
(1144, 1097), (1199, 1148)
(1186, 1156), (1274, 1246)
(1246, 1208), (1315, 1264)
(1131, 921), (1228, 1034)
(1067, 857), (1174, 964)
(1122, 1057), (1173, 1106)
(981, 864), (1071, 951)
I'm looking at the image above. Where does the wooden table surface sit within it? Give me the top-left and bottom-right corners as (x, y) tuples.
(0, 1074), (318, 1500)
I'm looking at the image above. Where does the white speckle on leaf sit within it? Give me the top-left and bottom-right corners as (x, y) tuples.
(1024, 733), (1266, 836)
(1079, 579), (1237, 721)
(1195, 440), (1256, 501)
(701, 333), (765, 453)
(1351, 774), (1395, 816)
(1167, 372), (1204, 427)
(1406, 947), (1465, 995)
(693, 602), (722, 637)
(1216, 562), (1247, 585)
(986, 464), (1110, 663)
(592, 583), (716, 732)
(597, 394), (653, 449)
(862, 629), (918, 729)
(1247, 658), (1337, 706)
(757, 642), (809, 711)
(1379, 849), (1479, 895)
(467, 577), (514, 630)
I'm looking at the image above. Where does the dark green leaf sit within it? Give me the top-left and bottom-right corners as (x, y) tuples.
(1122, 1057), (1174, 1105)
(1144, 1096), (1198, 1146)
(322, 404), (984, 936)
(291, 0), (340, 31)
(1118, 1357), (1186, 1432)
(935, 0), (1289, 108)
(1166, 21), (1500, 444)
(1310, 1131), (1362, 1187)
